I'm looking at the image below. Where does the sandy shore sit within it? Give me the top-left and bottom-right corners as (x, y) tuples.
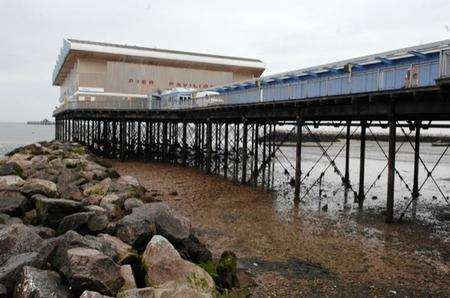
(110, 160), (450, 297)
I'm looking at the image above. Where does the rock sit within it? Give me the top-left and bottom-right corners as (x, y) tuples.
(27, 143), (45, 156)
(117, 281), (213, 298)
(119, 265), (137, 292)
(30, 226), (56, 239)
(435, 207), (450, 221)
(83, 178), (111, 198)
(0, 162), (23, 177)
(0, 224), (43, 265)
(21, 178), (59, 197)
(59, 247), (124, 296)
(123, 198), (143, 211)
(155, 206), (191, 243)
(97, 234), (139, 265)
(0, 253), (43, 294)
(23, 209), (37, 225)
(57, 211), (108, 235)
(0, 284), (6, 298)
(118, 176), (141, 189)
(57, 169), (85, 202)
(35, 196), (85, 228)
(142, 235), (215, 294)
(57, 212), (94, 235)
(101, 193), (121, 206)
(114, 203), (169, 250)
(14, 266), (71, 298)
(0, 190), (29, 216)
(215, 251), (239, 290)
(106, 168), (120, 179)
(175, 234), (212, 264)
(100, 202), (122, 219)
(63, 158), (81, 169)
(80, 290), (113, 298)
(0, 175), (24, 187)
(51, 231), (118, 270)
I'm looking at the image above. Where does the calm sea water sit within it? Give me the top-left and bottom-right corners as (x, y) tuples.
(0, 123), (54, 156)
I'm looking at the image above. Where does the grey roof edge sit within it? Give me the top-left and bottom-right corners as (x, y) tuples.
(67, 38), (264, 63)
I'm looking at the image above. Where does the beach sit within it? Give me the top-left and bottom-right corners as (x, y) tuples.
(110, 159), (450, 296)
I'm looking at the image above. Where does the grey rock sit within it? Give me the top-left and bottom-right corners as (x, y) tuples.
(97, 234), (138, 265)
(0, 175), (24, 187)
(14, 266), (71, 298)
(21, 178), (58, 198)
(123, 198), (143, 211)
(59, 247), (124, 296)
(114, 203), (169, 250)
(141, 235), (215, 293)
(119, 265), (137, 292)
(155, 206), (190, 243)
(175, 234), (212, 264)
(35, 196), (85, 228)
(51, 231), (117, 270)
(0, 224), (43, 265)
(0, 191), (29, 216)
(80, 290), (113, 298)
(117, 282), (213, 298)
(0, 253), (43, 294)
(0, 162), (23, 178)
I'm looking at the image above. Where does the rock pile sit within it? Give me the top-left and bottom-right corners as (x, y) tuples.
(0, 141), (240, 297)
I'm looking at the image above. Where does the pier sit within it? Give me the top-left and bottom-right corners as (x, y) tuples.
(53, 40), (450, 223)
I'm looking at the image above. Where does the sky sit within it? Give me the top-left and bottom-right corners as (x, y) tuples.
(1, 0), (450, 122)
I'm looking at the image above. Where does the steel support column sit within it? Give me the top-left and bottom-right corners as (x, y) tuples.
(358, 120), (366, 209)
(294, 118), (303, 201)
(386, 118), (397, 223)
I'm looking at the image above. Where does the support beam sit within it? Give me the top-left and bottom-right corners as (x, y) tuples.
(412, 121), (421, 217)
(294, 118), (303, 201)
(241, 119), (248, 184)
(224, 123), (229, 179)
(358, 120), (366, 209)
(386, 118), (397, 223)
(206, 120), (212, 174)
(182, 121), (187, 166)
(344, 120), (351, 204)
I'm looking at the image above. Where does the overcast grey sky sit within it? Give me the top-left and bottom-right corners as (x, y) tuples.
(1, 0), (450, 122)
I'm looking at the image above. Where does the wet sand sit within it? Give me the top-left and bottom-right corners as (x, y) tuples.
(110, 160), (450, 297)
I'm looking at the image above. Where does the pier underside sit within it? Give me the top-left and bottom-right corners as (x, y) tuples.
(54, 86), (450, 223)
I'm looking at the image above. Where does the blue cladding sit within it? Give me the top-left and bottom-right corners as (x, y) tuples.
(220, 53), (443, 104)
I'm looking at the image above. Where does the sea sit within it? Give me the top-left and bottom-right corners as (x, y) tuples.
(0, 123), (54, 157)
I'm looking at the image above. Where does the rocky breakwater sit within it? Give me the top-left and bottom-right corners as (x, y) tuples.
(0, 141), (241, 297)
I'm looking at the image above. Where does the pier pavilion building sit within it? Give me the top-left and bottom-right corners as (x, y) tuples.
(52, 39), (265, 103)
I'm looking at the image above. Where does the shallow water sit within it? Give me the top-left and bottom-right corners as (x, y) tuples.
(271, 140), (450, 223)
(0, 122), (54, 156)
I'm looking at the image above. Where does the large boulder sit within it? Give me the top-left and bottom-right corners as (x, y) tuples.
(123, 198), (143, 212)
(175, 234), (212, 264)
(97, 234), (138, 265)
(57, 211), (108, 235)
(35, 196), (85, 228)
(0, 162), (23, 178)
(119, 265), (137, 292)
(14, 266), (71, 298)
(215, 251), (239, 290)
(0, 190), (29, 216)
(59, 247), (124, 296)
(141, 235), (215, 294)
(117, 281), (213, 298)
(154, 206), (191, 243)
(0, 253), (43, 294)
(114, 203), (167, 250)
(21, 178), (58, 197)
(0, 224), (43, 265)
(80, 291), (113, 298)
(0, 175), (24, 187)
(83, 178), (111, 199)
(51, 231), (117, 270)
(57, 169), (85, 202)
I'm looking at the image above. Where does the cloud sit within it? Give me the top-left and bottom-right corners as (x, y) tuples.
(0, 0), (449, 121)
